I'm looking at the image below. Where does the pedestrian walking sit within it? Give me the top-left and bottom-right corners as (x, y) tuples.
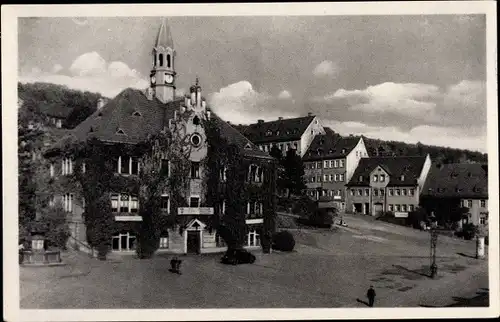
(170, 256), (182, 275)
(367, 286), (376, 307)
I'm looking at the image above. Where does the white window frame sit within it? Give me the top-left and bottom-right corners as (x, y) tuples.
(112, 232), (136, 252)
(324, 174), (329, 182)
(388, 204), (394, 212)
(334, 160), (339, 168)
(373, 175), (378, 182)
(480, 217), (486, 225)
(364, 189), (369, 196)
(324, 160), (329, 168)
(480, 200), (486, 208)
(467, 200), (473, 208)
(62, 158), (73, 175)
(247, 230), (261, 247)
(395, 189), (401, 196)
(402, 189), (407, 196)
(82, 161), (86, 173)
(63, 193), (74, 212)
(334, 174), (339, 182)
(409, 188), (415, 196)
(329, 160), (334, 168)
(339, 159), (345, 167)
(408, 205), (414, 212)
(389, 189), (394, 196)
(111, 194), (140, 213)
(160, 194), (170, 214)
(118, 156), (140, 175)
(49, 163), (54, 177)
(380, 174), (385, 182)
(339, 174), (344, 182)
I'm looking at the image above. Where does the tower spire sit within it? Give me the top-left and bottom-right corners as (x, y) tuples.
(155, 17), (174, 49)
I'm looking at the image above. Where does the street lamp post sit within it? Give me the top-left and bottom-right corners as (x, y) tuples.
(429, 212), (438, 278)
(430, 228), (438, 278)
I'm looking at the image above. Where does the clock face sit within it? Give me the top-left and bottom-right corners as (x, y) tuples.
(151, 75), (156, 84)
(165, 74), (174, 84)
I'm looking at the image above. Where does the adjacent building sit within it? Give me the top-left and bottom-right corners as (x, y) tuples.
(42, 18), (275, 255)
(421, 163), (488, 228)
(345, 155), (432, 216)
(302, 129), (369, 210)
(236, 114), (326, 157)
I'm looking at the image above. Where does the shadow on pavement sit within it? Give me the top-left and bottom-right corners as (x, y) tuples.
(356, 298), (370, 307)
(457, 252), (477, 259)
(392, 264), (431, 278)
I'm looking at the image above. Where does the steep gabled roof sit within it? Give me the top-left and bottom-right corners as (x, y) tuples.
(303, 128), (361, 161)
(237, 115), (316, 144)
(45, 88), (271, 159)
(346, 156), (428, 187)
(422, 163), (488, 199)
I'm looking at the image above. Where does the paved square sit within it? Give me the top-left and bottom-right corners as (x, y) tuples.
(20, 214), (488, 308)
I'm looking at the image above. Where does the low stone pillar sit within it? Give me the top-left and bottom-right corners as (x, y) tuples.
(476, 236), (485, 259)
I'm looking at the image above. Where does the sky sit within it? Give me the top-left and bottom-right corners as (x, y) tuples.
(18, 15), (487, 152)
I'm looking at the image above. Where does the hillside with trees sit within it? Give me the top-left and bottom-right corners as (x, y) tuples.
(18, 82), (104, 129)
(345, 133), (487, 164)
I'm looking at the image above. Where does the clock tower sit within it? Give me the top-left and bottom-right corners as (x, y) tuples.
(151, 18), (176, 103)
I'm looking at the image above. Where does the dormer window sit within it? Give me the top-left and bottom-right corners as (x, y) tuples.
(276, 130), (280, 135)
(132, 111), (142, 117)
(358, 175), (363, 182)
(244, 143), (253, 150)
(342, 148), (346, 154)
(456, 187), (463, 193)
(116, 128), (126, 135)
(400, 175), (405, 181)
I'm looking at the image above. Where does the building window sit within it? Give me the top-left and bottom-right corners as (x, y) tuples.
(317, 176), (321, 182)
(402, 189), (407, 196)
(48, 195), (55, 207)
(62, 158), (73, 175)
(409, 188), (415, 196)
(311, 176), (316, 183)
(357, 189), (362, 196)
(159, 53), (164, 67)
(400, 175), (405, 181)
(112, 232), (136, 252)
(373, 175), (378, 182)
(333, 160), (338, 168)
(388, 204), (394, 212)
(358, 175), (363, 182)
(111, 194), (119, 212)
(111, 194), (139, 213)
(329, 160), (334, 168)
(333, 174), (338, 181)
(401, 205), (407, 212)
(324, 160), (329, 168)
(467, 200), (473, 208)
(49, 163), (54, 177)
(63, 193), (74, 212)
(336, 189), (342, 196)
(167, 54), (171, 68)
(317, 161), (322, 169)
(159, 237), (169, 249)
(161, 159), (170, 176)
(408, 205), (414, 212)
(191, 162), (200, 179)
(219, 166), (227, 182)
(339, 174), (345, 182)
(380, 189), (385, 196)
(480, 217), (486, 225)
(324, 174), (329, 182)
(395, 204), (401, 212)
(329, 174), (334, 182)
(56, 119), (62, 128)
(222, 200), (226, 215)
(247, 230), (261, 247)
(350, 189), (355, 196)
(389, 189), (394, 196)
(81, 161), (86, 173)
(311, 163), (316, 169)
(190, 197), (200, 208)
(395, 189), (401, 196)
(364, 189), (369, 196)
(339, 159), (344, 167)
(120, 194), (130, 212)
(480, 200), (486, 208)
(118, 156), (140, 175)
(380, 174), (385, 182)
(373, 189), (379, 197)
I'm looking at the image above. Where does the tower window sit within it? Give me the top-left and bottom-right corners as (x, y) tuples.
(159, 54), (164, 67)
(167, 54), (171, 68)
(193, 116), (200, 126)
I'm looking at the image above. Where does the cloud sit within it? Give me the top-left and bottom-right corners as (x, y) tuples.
(322, 82), (440, 115)
(209, 81), (298, 124)
(313, 60), (338, 78)
(278, 90), (292, 100)
(324, 120), (486, 153)
(51, 64), (63, 74)
(20, 52), (147, 98)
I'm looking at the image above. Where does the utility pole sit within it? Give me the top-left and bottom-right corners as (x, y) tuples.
(429, 212), (438, 278)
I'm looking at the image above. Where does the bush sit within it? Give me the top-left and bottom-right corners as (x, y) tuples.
(38, 205), (70, 250)
(272, 230), (295, 252)
(308, 208), (335, 228)
(461, 223), (478, 240)
(291, 196), (317, 218)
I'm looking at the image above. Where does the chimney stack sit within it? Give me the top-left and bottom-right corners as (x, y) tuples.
(257, 119), (264, 124)
(97, 97), (108, 109)
(307, 112), (313, 116)
(278, 116), (283, 121)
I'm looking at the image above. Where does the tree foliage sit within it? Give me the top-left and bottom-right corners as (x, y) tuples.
(269, 146), (305, 197)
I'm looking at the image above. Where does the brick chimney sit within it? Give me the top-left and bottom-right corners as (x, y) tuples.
(307, 112), (313, 116)
(278, 117), (283, 120)
(257, 119), (264, 124)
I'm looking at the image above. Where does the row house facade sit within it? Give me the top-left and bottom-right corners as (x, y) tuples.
(43, 19), (276, 255)
(302, 129), (368, 210)
(421, 163), (488, 229)
(235, 114), (326, 157)
(345, 155), (432, 216)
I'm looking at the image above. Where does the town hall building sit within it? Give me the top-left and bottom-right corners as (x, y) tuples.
(43, 18), (276, 255)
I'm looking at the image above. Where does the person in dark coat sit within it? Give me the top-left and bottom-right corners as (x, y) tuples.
(367, 286), (376, 307)
(170, 256), (182, 275)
